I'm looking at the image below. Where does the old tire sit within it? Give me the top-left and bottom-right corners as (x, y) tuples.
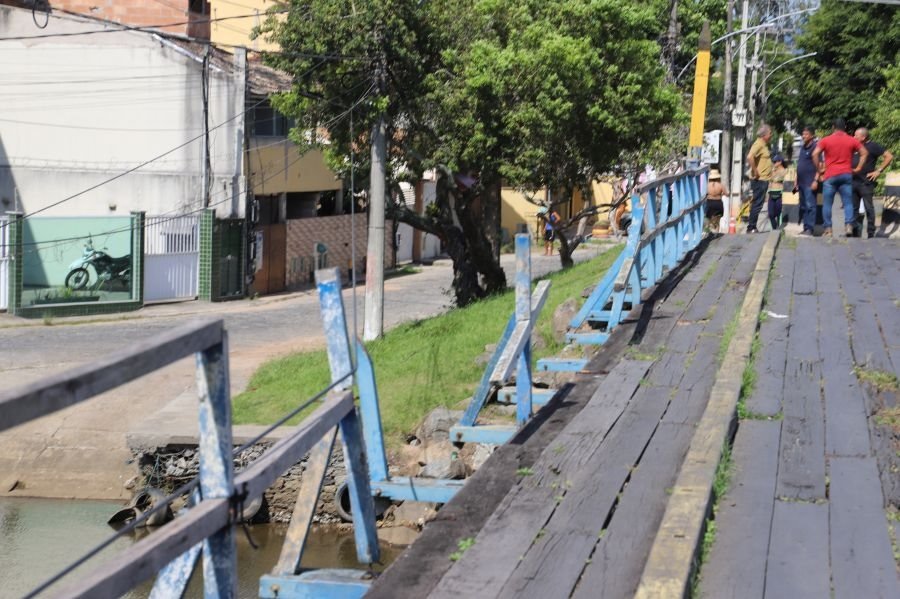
(335, 481), (392, 523)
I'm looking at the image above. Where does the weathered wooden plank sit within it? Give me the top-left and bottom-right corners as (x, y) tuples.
(429, 359), (653, 598)
(776, 392), (826, 501)
(764, 500), (831, 599)
(790, 239), (817, 296)
(776, 283), (826, 501)
(681, 245), (744, 323)
(493, 390), (681, 599)
(568, 423), (696, 599)
(829, 457), (900, 599)
(743, 241), (794, 417)
(0, 318), (224, 433)
(866, 240), (900, 298)
(698, 420), (781, 599)
(662, 333), (722, 426)
(832, 244), (894, 373)
(847, 244), (900, 372)
(635, 232), (779, 599)
(491, 281), (551, 384)
(273, 430), (337, 575)
(814, 249), (871, 457)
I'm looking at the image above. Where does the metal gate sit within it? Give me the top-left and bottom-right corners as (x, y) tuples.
(0, 215), (9, 310)
(144, 215), (200, 302)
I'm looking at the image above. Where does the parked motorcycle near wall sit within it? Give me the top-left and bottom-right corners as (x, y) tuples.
(65, 238), (131, 290)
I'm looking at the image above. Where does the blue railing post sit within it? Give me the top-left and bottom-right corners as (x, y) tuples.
(514, 234), (533, 425)
(315, 268), (380, 566)
(196, 333), (237, 597)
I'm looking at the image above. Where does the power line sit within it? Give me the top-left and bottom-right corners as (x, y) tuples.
(0, 9), (290, 42)
(3, 83), (372, 252)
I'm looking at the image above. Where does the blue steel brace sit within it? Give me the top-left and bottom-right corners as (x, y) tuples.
(144, 334), (241, 599)
(315, 268), (380, 565)
(197, 333), (237, 597)
(514, 233), (533, 425)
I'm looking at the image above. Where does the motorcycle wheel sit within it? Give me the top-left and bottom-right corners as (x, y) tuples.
(65, 268), (90, 290)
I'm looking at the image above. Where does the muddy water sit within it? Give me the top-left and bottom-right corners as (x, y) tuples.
(0, 498), (403, 598)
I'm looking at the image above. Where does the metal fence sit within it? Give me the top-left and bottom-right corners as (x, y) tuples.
(144, 215), (200, 302)
(0, 215), (8, 310)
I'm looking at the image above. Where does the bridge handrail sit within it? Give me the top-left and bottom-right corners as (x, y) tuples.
(55, 391), (355, 598)
(0, 318), (223, 433)
(3, 298), (380, 597)
(565, 166), (708, 342)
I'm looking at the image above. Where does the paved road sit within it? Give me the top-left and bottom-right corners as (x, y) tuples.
(0, 246), (612, 499)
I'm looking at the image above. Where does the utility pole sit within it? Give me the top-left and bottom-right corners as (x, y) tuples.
(364, 39), (387, 341)
(747, 28), (763, 136)
(687, 21), (712, 168)
(665, 0), (679, 81)
(201, 45), (212, 208)
(719, 0), (735, 232)
(727, 0), (751, 233)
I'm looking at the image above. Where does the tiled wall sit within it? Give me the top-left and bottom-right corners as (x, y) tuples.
(285, 214), (396, 288)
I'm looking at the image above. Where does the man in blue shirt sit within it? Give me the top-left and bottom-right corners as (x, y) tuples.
(794, 125), (818, 235)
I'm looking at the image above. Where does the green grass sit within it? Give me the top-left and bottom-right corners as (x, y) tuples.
(853, 366), (900, 393)
(449, 537), (475, 561)
(232, 246), (623, 444)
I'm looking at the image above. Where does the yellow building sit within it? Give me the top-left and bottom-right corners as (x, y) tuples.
(209, 0), (281, 52)
(500, 180), (617, 243)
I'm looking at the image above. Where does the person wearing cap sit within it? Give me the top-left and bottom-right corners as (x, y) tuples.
(768, 155), (787, 229)
(705, 169), (727, 232)
(537, 206), (561, 256)
(811, 118), (868, 237)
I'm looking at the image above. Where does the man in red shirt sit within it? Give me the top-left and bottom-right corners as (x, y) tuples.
(811, 118), (868, 237)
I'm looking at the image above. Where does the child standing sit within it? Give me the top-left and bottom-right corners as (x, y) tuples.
(768, 155), (787, 229)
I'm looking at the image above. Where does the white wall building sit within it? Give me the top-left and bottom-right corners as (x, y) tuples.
(0, 5), (246, 219)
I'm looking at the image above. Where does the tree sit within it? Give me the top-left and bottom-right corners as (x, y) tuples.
(783, 0), (900, 132)
(873, 65), (900, 154)
(260, 1), (681, 303)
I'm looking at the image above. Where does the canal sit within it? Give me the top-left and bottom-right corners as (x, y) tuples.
(0, 498), (403, 598)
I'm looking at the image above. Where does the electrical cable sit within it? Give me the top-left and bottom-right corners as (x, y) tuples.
(4, 84), (372, 253)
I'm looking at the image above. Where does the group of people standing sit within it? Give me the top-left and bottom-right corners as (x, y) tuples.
(745, 120), (893, 237)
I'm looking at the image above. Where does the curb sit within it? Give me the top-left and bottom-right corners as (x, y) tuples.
(635, 231), (780, 598)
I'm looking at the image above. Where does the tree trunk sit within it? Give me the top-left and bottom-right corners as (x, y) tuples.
(556, 230), (575, 268)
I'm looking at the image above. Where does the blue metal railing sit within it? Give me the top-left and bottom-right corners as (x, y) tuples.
(0, 282), (382, 598)
(449, 234), (552, 446)
(544, 166), (708, 368)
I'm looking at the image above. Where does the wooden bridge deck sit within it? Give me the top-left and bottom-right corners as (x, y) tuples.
(699, 237), (899, 599)
(367, 234), (899, 599)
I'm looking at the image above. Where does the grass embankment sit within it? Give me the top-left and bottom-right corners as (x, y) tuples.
(233, 244), (622, 446)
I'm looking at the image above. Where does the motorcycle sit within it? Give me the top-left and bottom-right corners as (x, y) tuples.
(65, 237), (132, 290)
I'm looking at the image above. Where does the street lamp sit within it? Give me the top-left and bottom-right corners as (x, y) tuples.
(674, 7), (817, 83)
(762, 52), (818, 85)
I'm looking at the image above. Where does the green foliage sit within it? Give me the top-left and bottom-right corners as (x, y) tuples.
(785, 0), (900, 131)
(873, 65), (900, 155)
